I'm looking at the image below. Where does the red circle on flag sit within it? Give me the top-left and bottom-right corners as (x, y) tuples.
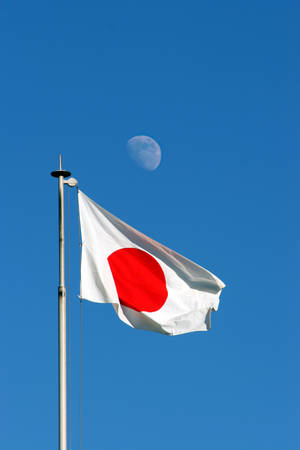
(107, 248), (168, 312)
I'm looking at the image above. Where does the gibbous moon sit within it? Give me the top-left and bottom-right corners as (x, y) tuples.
(127, 135), (161, 171)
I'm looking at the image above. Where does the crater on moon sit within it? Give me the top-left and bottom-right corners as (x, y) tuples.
(127, 135), (161, 171)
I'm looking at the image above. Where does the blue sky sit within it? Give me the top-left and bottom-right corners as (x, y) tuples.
(1, 1), (299, 449)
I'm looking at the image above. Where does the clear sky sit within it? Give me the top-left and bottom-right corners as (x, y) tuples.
(1, 1), (299, 449)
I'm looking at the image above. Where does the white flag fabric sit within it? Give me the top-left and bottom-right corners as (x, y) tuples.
(78, 190), (225, 336)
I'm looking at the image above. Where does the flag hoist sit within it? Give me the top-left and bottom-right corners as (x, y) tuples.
(51, 156), (77, 450)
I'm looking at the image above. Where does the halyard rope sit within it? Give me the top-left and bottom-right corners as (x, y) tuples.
(80, 297), (83, 450)
(67, 187), (72, 450)
(77, 187), (83, 450)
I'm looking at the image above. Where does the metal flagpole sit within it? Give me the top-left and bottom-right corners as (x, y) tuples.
(51, 155), (76, 450)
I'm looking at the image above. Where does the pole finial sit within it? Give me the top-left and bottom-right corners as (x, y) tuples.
(51, 155), (71, 179)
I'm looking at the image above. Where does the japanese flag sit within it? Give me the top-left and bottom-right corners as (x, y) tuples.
(78, 190), (225, 336)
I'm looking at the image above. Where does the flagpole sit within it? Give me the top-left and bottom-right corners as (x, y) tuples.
(51, 155), (71, 450)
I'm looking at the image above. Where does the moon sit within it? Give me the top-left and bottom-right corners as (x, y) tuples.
(127, 135), (161, 171)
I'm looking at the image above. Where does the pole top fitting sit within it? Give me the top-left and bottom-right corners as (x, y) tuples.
(51, 170), (71, 178)
(51, 154), (71, 178)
